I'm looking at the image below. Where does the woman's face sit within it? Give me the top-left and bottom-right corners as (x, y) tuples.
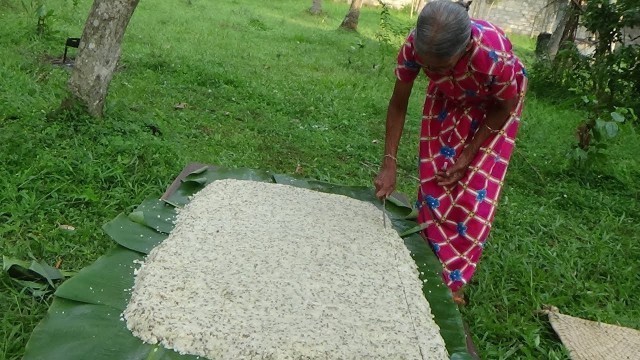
(420, 41), (472, 74)
(421, 54), (461, 74)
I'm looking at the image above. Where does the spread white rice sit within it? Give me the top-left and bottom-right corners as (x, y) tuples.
(123, 179), (448, 359)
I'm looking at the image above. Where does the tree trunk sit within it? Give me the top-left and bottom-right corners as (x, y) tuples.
(548, 0), (570, 60)
(67, 0), (140, 117)
(339, 0), (363, 31)
(309, 0), (322, 15)
(559, 0), (582, 48)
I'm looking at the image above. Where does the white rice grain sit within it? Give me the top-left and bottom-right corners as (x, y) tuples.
(124, 179), (448, 359)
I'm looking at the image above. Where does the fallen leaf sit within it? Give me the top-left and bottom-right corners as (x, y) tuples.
(2, 256), (65, 288)
(174, 102), (188, 110)
(295, 164), (303, 175)
(58, 224), (75, 231)
(372, 139), (379, 144)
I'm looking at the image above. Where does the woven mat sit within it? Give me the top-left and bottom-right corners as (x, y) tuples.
(543, 306), (640, 360)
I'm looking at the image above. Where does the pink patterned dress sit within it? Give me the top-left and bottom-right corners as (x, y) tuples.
(395, 20), (528, 292)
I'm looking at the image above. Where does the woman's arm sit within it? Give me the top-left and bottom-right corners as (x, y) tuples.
(435, 96), (518, 186)
(374, 79), (414, 199)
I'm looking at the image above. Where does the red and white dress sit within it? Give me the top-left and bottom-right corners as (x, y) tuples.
(395, 20), (528, 291)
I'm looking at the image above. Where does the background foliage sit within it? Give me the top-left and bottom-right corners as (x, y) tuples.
(531, 0), (640, 166)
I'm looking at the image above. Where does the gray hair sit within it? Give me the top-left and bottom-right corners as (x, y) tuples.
(415, 0), (472, 59)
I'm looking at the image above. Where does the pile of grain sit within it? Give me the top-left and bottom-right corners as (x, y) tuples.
(123, 179), (448, 359)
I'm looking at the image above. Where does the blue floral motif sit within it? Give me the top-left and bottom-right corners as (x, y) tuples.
(440, 146), (456, 159)
(489, 50), (499, 63)
(404, 60), (420, 69)
(465, 89), (477, 97)
(476, 189), (487, 202)
(471, 119), (479, 130)
(494, 155), (501, 162)
(457, 222), (467, 236)
(450, 269), (463, 282)
(438, 109), (448, 122)
(424, 195), (440, 209)
(522, 67), (528, 77)
(487, 75), (497, 86)
(473, 22), (484, 30)
(432, 243), (441, 252)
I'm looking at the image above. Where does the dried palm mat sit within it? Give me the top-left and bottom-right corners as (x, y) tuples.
(22, 163), (475, 360)
(543, 306), (640, 360)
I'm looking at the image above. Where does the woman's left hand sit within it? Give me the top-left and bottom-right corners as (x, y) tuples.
(436, 151), (473, 186)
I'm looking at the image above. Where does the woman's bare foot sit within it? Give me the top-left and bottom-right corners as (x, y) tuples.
(453, 289), (467, 306)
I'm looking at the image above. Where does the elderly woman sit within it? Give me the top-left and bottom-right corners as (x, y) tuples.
(374, 0), (527, 304)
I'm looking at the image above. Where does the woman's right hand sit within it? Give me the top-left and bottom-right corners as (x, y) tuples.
(375, 79), (412, 200)
(374, 161), (397, 199)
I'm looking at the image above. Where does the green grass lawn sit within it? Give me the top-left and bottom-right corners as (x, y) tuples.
(1, 0), (639, 359)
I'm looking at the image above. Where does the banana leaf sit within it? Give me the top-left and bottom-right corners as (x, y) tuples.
(24, 298), (199, 360)
(104, 214), (168, 254)
(53, 247), (141, 310)
(23, 165), (472, 360)
(130, 199), (177, 234)
(183, 165), (273, 185)
(162, 180), (201, 207)
(272, 174), (413, 220)
(165, 166), (274, 207)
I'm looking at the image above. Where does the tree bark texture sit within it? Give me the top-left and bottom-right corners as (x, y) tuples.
(339, 0), (363, 31)
(559, 0), (582, 48)
(309, 0), (322, 15)
(547, 0), (570, 60)
(68, 0), (140, 117)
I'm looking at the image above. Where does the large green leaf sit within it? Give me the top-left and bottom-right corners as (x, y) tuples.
(131, 198), (177, 234)
(164, 166), (275, 207)
(271, 176), (413, 219)
(308, 181), (413, 219)
(54, 247), (142, 310)
(404, 233), (470, 359)
(610, 111), (625, 123)
(24, 165), (471, 360)
(399, 222), (429, 237)
(271, 173), (312, 188)
(104, 213), (168, 254)
(183, 166), (274, 185)
(163, 180), (203, 207)
(24, 298), (198, 360)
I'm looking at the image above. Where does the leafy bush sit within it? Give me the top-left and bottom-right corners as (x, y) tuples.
(570, 96), (637, 167)
(531, 0), (640, 166)
(21, 0), (56, 35)
(375, 1), (412, 49)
